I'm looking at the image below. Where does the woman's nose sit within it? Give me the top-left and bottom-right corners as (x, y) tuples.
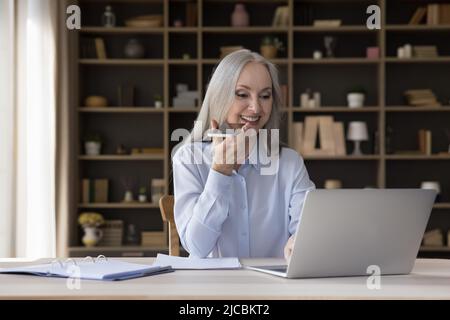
(247, 96), (261, 113)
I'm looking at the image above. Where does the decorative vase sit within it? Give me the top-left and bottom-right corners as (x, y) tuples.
(231, 4), (249, 27)
(124, 39), (145, 59)
(347, 93), (365, 108)
(82, 226), (103, 247)
(260, 45), (277, 59)
(138, 194), (147, 202)
(155, 101), (163, 109)
(85, 142), (101, 155)
(124, 190), (134, 202)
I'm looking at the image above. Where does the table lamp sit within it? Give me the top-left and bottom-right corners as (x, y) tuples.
(347, 121), (368, 155)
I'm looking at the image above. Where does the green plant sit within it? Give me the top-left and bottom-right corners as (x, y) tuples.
(84, 133), (102, 143)
(139, 186), (147, 195)
(261, 36), (285, 51)
(347, 86), (367, 95)
(154, 94), (162, 102)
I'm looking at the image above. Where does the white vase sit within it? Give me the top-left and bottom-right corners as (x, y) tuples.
(347, 93), (365, 108)
(85, 142), (101, 155)
(82, 226), (103, 247)
(138, 194), (147, 202)
(155, 101), (163, 109)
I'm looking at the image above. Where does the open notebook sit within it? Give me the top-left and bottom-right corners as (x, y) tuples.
(0, 256), (173, 281)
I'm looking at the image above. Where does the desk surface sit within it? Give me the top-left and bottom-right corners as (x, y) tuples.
(1, 258), (449, 300)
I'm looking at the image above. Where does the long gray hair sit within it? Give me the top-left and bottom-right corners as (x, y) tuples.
(187, 49), (283, 142)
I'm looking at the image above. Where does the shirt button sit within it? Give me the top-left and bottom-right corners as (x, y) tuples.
(241, 204), (246, 210)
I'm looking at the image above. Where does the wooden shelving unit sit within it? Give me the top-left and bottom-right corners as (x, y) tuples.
(70, 0), (450, 258)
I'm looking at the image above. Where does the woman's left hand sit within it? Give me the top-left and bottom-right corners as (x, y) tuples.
(284, 235), (295, 262)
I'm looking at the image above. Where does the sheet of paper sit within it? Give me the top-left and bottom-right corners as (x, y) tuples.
(153, 254), (241, 270)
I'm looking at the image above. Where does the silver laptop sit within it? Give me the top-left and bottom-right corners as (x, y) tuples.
(246, 189), (436, 278)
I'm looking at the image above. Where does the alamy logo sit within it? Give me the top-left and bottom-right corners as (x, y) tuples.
(366, 5), (381, 30)
(366, 265), (381, 290)
(66, 5), (81, 30)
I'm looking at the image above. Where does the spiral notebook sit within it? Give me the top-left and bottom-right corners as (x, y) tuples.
(0, 255), (173, 281)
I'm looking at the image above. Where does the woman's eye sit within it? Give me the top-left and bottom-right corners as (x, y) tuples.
(260, 94), (271, 100)
(236, 92), (248, 99)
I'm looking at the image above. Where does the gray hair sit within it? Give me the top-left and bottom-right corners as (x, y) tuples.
(187, 49), (282, 142)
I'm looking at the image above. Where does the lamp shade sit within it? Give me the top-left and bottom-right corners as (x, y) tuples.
(347, 121), (368, 141)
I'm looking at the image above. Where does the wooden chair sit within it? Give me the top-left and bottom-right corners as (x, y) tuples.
(159, 195), (180, 256)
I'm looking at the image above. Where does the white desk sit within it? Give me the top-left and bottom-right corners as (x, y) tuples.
(0, 258), (449, 299)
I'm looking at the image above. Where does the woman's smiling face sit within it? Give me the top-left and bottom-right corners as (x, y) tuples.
(226, 62), (273, 131)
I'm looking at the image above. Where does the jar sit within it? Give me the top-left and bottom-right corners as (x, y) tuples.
(151, 179), (165, 204)
(231, 4), (249, 27)
(124, 39), (145, 59)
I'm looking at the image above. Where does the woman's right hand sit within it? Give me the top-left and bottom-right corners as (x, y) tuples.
(210, 119), (253, 176)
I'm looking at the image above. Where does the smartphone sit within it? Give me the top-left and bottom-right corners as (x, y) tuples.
(207, 123), (243, 138)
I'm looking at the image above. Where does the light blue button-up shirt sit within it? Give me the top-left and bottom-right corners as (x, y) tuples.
(172, 142), (315, 258)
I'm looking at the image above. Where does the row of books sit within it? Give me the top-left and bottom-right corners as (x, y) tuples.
(404, 89), (440, 107)
(409, 4), (450, 25)
(293, 116), (346, 156)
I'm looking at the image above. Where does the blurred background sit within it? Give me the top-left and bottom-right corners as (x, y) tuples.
(0, 0), (449, 259)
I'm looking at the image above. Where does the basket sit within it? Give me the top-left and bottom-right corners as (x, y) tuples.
(125, 15), (163, 28)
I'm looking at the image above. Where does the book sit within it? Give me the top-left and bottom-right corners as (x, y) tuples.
(292, 122), (304, 154)
(427, 4), (439, 25)
(280, 84), (288, 107)
(409, 6), (427, 25)
(313, 19), (342, 27)
(0, 256), (173, 281)
(81, 179), (109, 203)
(272, 6), (289, 27)
(302, 116), (320, 155)
(94, 37), (107, 59)
(186, 2), (197, 27)
(318, 116), (335, 155)
(333, 122), (346, 156)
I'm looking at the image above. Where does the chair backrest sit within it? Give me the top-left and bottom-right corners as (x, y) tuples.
(159, 195), (180, 256)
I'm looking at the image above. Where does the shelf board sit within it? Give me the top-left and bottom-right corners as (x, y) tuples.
(79, 107), (164, 113)
(79, 154), (165, 161)
(385, 154), (450, 160)
(293, 58), (380, 64)
(434, 203), (450, 209)
(385, 57), (450, 63)
(386, 106), (450, 112)
(293, 106), (380, 112)
(202, 26), (288, 33)
(80, 27), (164, 34)
(420, 246), (450, 252)
(78, 203), (159, 209)
(68, 245), (167, 253)
(202, 58), (288, 65)
(168, 107), (199, 112)
(79, 59), (164, 65)
(386, 24), (450, 32)
(168, 27), (198, 33)
(168, 59), (199, 65)
(293, 25), (373, 32)
(303, 155), (381, 161)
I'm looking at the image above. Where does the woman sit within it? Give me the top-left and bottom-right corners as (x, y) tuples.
(172, 49), (315, 259)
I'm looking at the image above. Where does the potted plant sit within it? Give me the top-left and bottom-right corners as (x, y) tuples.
(154, 94), (163, 109)
(260, 36), (285, 59)
(84, 133), (102, 155)
(347, 86), (366, 108)
(138, 186), (148, 202)
(78, 212), (104, 247)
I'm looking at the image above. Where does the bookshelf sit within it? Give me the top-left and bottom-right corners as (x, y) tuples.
(69, 0), (450, 258)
